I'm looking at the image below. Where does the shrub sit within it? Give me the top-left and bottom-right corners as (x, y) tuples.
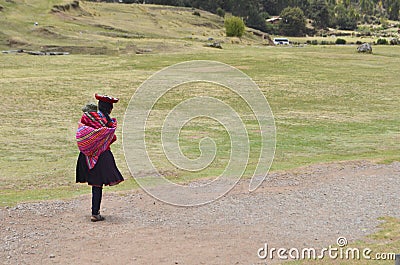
(357, 25), (371, 36)
(335, 38), (346, 44)
(380, 18), (389, 29)
(265, 23), (279, 35)
(321, 40), (333, 45)
(192, 11), (200, 16)
(376, 38), (388, 45)
(306, 40), (319, 45)
(259, 12), (270, 20)
(224, 16), (245, 37)
(216, 7), (225, 18)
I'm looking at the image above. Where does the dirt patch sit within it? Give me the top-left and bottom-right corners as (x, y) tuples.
(97, 31), (145, 39)
(41, 45), (113, 55)
(51, 1), (92, 17)
(7, 37), (31, 48)
(1, 161), (399, 264)
(193, 21), (220, 29)
(93, 24), (130, 33)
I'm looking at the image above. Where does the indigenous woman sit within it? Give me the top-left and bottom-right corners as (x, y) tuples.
(76, 94), (124, 222)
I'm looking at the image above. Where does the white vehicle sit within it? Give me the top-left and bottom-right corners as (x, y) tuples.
(273, 38), (290, 45)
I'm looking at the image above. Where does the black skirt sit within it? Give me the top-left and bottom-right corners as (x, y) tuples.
(76, 150), (124, 187)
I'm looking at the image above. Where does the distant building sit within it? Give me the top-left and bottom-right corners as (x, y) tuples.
(266, 17), (282, 25)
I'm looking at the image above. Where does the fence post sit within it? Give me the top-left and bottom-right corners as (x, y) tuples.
(395, 254), (400, 265)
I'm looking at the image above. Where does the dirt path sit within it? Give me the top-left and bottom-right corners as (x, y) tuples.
(1, 161), (399, 264)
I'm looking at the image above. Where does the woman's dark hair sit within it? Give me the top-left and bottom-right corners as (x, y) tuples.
(98, 101), (113, 125)
(98, 101), (113, 114)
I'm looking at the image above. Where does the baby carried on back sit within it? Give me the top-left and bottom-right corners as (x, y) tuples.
(76, 103), (117, 170)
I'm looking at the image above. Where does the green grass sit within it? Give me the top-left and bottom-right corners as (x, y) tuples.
(288, 217), (400, 264)
(0, 1), (399, 207)
(0, 45), (399, 207)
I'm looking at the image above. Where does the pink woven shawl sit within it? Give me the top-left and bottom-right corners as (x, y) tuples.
(76, 112), (116, 169)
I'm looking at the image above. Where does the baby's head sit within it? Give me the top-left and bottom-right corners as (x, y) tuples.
(81, 103), (98, 113)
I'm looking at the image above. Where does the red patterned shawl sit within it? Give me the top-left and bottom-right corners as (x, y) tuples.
(76, 112), (117, 170)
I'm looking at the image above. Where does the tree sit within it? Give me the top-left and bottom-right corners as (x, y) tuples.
(246, 6), (268, 31)
(333, 3), (358, 30)
(291, 0), (310, 13)
(342, 0), (351, 8)
(309, 0), (331, 29)
(279, 6), (306, 36)
(224, 16), (246, 37)
(231, 0), (256, 17)
(387, 0), (400, 20)
(261, 0), (286, 16)
(360, 0), (374, 14)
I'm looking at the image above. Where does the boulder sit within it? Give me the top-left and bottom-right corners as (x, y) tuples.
(205, 42), (222, 49)
(390, 38), (399, 45)
(357, 43), (372, 54)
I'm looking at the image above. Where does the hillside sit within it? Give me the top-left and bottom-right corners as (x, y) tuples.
(0, 0), (263, 54)
(129, 0), (400, 35)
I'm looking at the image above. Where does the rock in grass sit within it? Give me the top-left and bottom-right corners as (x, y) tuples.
(205, 42), (222, 49)
(390, 38), (399, 45)
(357, 43), (372, 54)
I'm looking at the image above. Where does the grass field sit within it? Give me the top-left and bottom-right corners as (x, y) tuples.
(1, 44), (399, 206)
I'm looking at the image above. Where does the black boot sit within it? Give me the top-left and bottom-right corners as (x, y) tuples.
(91, 186), (104, 222)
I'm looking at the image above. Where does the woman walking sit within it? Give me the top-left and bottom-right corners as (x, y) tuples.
(76, 94), (124, 222)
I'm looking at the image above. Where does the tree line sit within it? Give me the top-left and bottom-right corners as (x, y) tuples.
(94, 0), (400, 36)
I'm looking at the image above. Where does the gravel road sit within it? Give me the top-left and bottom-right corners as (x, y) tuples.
(1, 161), (399, 264)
